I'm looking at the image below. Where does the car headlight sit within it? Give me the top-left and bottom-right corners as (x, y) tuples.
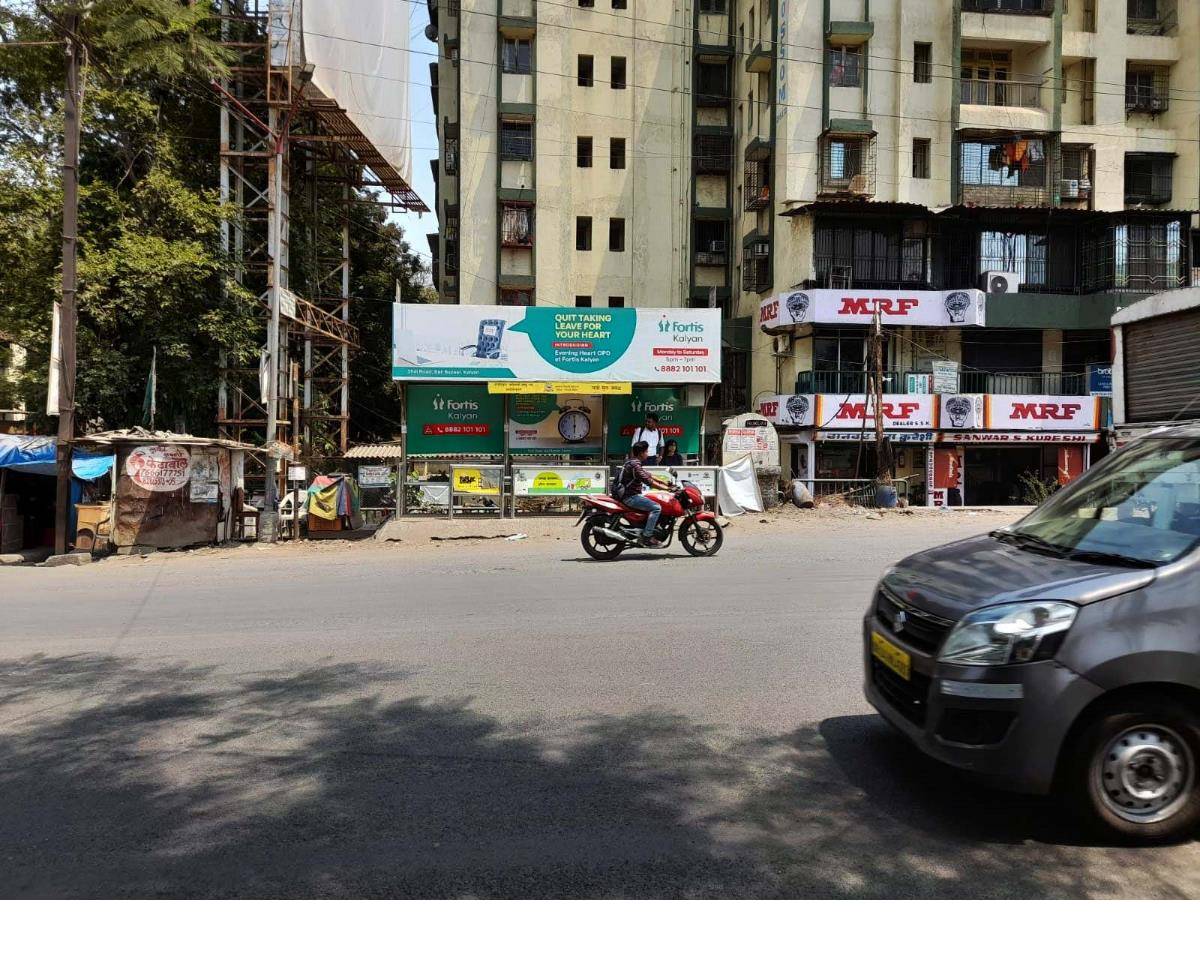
(939, 601), (1078, 666)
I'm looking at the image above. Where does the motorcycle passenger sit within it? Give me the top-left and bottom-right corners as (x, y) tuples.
(617, 441), (672, 547)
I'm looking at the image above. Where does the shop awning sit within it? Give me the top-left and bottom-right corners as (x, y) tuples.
(0, 435), (114, 479)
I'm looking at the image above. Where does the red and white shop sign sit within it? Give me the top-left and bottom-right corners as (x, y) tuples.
(125, 444), (191, 492)
(759, 289), (986, 332)
(816, 393), (938, 430)
(941, 432), (1099, 444)
(756, 393), (816, 426)
(985, 395), (1100, 432)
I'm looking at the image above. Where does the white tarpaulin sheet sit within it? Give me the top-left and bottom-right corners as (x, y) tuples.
(717, 456), (764, 516)
(270, 0), (412, 185)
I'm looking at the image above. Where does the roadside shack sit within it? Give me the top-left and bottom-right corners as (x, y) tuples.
(75, 429), (253, 551)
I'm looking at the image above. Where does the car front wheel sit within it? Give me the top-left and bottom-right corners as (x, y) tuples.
(1064, 696), (1200, 844)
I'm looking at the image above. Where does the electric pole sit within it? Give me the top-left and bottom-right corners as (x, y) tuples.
(54, 10), (82, 555)
(870, 309), (893, 489)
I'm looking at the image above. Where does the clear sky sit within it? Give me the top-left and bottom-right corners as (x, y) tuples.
(395, 3), (439, 283)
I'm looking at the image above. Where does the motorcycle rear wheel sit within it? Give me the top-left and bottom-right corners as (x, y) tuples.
(581, 517), (626, 560)
(680, 517), (723, 557)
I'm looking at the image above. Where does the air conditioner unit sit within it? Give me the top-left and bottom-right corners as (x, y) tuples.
(1149, 97), (1165, 112)
(848, 173), (871, 196)
(773, 333), (793, 355)
(711, 240), (727, 253)
(752, 242), (770, 257)
(1060, 179), (1081, 199)
(981, 271), (1021, 295)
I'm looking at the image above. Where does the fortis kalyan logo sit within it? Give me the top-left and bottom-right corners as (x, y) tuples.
(632, 399), (674, 413)
(433, 394), (479, 413)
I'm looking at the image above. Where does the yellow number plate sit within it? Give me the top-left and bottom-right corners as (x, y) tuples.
(871, 632), (911, 681)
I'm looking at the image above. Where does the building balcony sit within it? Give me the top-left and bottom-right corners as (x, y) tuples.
(1128, 0), (1177, 36)
(962, 0), (1053, 13)
(960, 77), (1044, 110)
(818, 132), (876, 199)
(796, 371), (903, 395)
(961, 1), (1054, 46)
(745, 135), (772, 162)
(745, 41), (774, 74)
(694, 131), (733, 173)
(695, 248), (728, 267)
(826, 21), (873, 46)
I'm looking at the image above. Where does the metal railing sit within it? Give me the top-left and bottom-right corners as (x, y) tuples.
(796, 371), (1091, 396)
(960, 78), (1044, 109)
(1127, 0), (1177, 36)
(962, 0), (1053, 13)
(805, 478), (913, 508)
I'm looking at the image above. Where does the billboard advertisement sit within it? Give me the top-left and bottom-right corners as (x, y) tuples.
(816, 393), (938, 430)
(759, 289), (986, 332)
(607, 387), (702, 456)
(405, 384), (506, 455)
(393, 304), (721, 383)
(508, 393), (604, 454)
(985, 394), (1100, 432)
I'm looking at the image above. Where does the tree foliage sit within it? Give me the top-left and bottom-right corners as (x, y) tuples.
(0, 1), (429, 439)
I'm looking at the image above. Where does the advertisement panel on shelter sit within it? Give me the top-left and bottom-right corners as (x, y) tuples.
(816, 394), (938, 430)
(985, 394), (1100, 432)
(607, 387), (701, 456)
(759, 289), (985, 331)
(393, 304), (721, 383)
(512, 466), (607, 497)
(508, 393), (604, 454)
(405, 384), (506, 455)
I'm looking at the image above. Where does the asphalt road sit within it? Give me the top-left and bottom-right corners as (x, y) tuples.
(3, 509), (1199, 898)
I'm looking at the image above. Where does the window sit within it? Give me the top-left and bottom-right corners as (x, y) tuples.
(609, 217), (626, 252)
(579, 0), (594, 6)
(610, 137), (626, 169)
(695, 218), (729, 263)
(813, 220), (930, 289)
(717, 348), (749, 412)
(1125, 153), (1173, 205)
(699, 0), (726, 12)
(979, 230), (1048, 287)
(500, 120), (533, 161)
(444, 136), (459, 176)
(578, 54), (594, 87)
(811, 329), (866, 392)
(608, 296), (625, 307)
(829, 45), (863, 87)
(1126, 64), (1169, 113)
(912, 138), (930, 179)
(612, 0), (627, 8)
(611, 56), (626, 90)
(576, 216), (592, 251)
(698, 61), (729, 99)
(500, 204), (533, 247)
(577, 135), (593, 168)
(575, 295), (592, 307)
(499, 287), (533, 305)
(501, 37), (531, 75)
(913, 43), (932, 84)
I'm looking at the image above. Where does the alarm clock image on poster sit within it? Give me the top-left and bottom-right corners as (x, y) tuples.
(557, 399), (592, 443)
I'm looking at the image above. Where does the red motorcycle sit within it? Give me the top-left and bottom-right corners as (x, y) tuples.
(576, 478), (723, 560)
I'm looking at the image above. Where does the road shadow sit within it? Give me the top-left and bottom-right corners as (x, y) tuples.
(0, 654), (1193, 898)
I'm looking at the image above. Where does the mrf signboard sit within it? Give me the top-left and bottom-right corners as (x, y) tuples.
(405, 385), (505, 455)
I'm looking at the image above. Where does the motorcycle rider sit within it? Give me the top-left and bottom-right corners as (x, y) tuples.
(616, 440), (673, 547)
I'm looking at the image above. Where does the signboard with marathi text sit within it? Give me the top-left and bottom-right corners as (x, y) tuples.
(125, 444), (191, 492)
(394, 305), (720, 383)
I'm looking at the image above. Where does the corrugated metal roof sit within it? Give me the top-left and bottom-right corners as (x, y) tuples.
(344, 443), (405, 459)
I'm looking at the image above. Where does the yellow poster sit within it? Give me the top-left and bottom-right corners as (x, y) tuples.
(452, 466), (501, 495)
(487, 381), (632, 395)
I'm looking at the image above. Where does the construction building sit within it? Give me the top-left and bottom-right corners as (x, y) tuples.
(427, 0), (1198, 498)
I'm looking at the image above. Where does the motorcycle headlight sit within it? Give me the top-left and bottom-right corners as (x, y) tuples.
(939, 601), (1077, 667)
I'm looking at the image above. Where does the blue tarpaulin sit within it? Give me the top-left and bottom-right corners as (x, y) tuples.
(0, 435), (114, 480)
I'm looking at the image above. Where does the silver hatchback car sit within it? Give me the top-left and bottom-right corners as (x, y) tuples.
(864, 425), (1200, 843)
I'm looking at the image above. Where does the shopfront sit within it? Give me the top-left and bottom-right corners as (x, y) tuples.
(392, 304), (720, 512)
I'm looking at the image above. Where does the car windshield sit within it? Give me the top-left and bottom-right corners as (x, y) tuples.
(1006, 436), (1200, 566)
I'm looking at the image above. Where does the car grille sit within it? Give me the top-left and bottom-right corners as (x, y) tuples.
(876, 587), (955, 657)
(871, 660), (931, 726)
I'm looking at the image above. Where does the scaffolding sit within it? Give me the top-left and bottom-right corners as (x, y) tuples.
(216, 0), (425, 521)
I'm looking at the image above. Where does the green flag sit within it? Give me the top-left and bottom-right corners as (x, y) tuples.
(141, 347), (156, 427)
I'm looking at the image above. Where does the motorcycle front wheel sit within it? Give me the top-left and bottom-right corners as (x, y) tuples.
(679, 516), (723, 557)
(581, 517), (627, 560)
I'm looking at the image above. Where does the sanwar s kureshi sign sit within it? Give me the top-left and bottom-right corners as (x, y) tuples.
(393, 304), (720, 383)
(759, 289), (986, 332)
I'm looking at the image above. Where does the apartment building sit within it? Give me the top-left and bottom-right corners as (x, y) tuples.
(427, 0), (1198, 493)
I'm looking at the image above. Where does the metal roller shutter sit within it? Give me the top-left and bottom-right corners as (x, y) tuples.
(1124, 312), (1200, 424)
